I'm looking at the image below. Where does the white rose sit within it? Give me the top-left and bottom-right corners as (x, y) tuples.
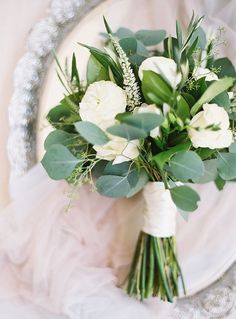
(138, 57), (182, 88)
(135, 103), (161, 138)
(188, 103), (233, 149)
(193, 67), (218, 82)
(79, 80), (127, 130)
(93, 137), (139, 164)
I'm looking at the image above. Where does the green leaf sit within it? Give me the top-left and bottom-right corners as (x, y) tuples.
(152, 141), (191, 169)
(169, 151), (204, 182)
(170, 185), (200, 212)
(79, 43), (123, 85)
(74, 121), (109, 145)
(191, 77), (235, 116)
(212, 91), (230, 111)
(188, 26), (206, 49)
(176, 20), (183, 48)
(215, 175), (226, 191)
(126, 168), (149, 197)
(96, 163), (139, 198)
(103, 161), (130, 176)
(196, 148), (216, 160)
(135, 29), (166, 46)
(217, 152), (236, 180)
(176, 95), (190, 120)
(119, 37), (137, 56)
(47, 104), (80, 132)
(229, 141), (236, 153)
(44, 130), (78, 150)
(193, 159), (218, 183)
(71, 53), (80, 86)
(96, 175), (131, 197)
(142, 70), (172, 104)
(136, 41), (149, 57)
(120, 113), (164, 132)
(115, 27), (135, 39)
(213, 58), (236, 78)
(107, 123), (147, 140)
(87, 55), (109, 84)
(41, 144), (80, 180)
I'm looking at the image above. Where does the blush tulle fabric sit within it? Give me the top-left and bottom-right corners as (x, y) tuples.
(1, 163), (236, 318)
(2, 0), (236, 317)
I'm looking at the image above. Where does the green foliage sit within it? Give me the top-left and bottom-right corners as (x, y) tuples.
(193, 159), (218, 183)
(169, 151), (204, 182)
(152, 142), (191, 170)
(170, 185), (200, 212)
(217, 152), (236, 180)
(119, 37), (137, 56)
(142, 71), (172, 104)
(47, 103), (80, 132)
(41, 144), (80, 180)
(71, 53), (80, 87)
(215, 175), (226, 190)
(191, 77), (235, 115)
(213, 58), (236, 78)
(107, 123), (147, 140)
(80, 43), (123, 85)
(44, 130), (78, 150)
(96, 162), (139, 197)
(229, 141), (236, 153)
(126, 168), (149, 197)
(176, 95), (190, 120)
(74, 121), (109, 145)
(212, 91), (230, 111)
(87, 55), (109, 84)
(135, 29), (166, 46)
(120, 112), (164, 131)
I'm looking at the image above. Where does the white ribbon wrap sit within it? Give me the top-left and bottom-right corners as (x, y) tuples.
(142, 182), (177, 238)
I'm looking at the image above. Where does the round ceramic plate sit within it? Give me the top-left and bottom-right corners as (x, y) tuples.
(8, 0), (236, 317)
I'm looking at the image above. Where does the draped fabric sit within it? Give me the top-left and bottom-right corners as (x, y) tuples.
(1, 0), (236, 318)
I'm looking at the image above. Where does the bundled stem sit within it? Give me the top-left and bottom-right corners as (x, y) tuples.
(127, 231), (185, 302)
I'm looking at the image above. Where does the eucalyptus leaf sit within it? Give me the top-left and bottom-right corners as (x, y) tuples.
(120, 113), (164, 132)
(44, 130), (78, 150)
(213, 58), (236, 78)
(229, 141), (236, 153)
(96, 175), (131, 197)
(191, 77), (235, 116)
(169, 151), (204, 182)
(41, 144), (80, 180)
(153, 141), (191, 169)
(217, 152), (236, 180)
(212, 91), (230, 111)
(107, 123), (147, 140)
(193, 159), (218, 183)
(170, 185), (200, 212)
(135, 29), (166, 46)
(115, 27), (135, 39)
(75, 121), (109, 145)
(126, 168), (149, 197)
(119, 37), (137, 56)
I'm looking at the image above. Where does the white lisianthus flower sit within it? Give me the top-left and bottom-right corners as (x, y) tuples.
(93, 137), (139, 164)
(79, 80), (127, 130)
(138, 57), (182, 88)
(188, 103), (233, 149)
(135, 103), (161, 138)
(193, 67), (218, 82)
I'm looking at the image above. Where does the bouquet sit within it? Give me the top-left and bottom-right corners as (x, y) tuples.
(42, 14), (236, 302)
